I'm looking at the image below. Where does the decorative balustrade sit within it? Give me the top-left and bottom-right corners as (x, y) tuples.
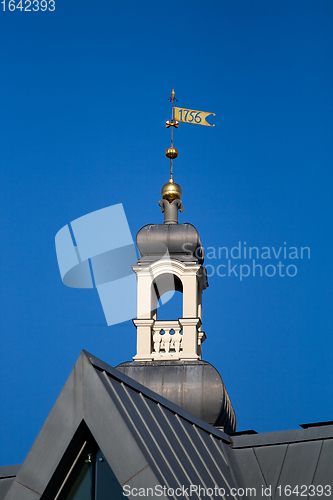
(133, 317), (205, 361)
(152, 321), (183, 356)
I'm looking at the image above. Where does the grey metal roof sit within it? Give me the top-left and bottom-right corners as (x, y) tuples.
(231, 424), (333, 448)
(3, 350), (239, 500)
(231, 425), (333, 497)
(3, 351), (333, 500)
(0, 466), (20, 500)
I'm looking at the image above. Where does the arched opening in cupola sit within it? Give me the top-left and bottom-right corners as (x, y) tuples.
(151, 273), (183, 320)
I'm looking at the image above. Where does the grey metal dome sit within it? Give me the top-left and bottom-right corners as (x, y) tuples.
(136, 223), (204, 264)
(116, 360), (237, 434)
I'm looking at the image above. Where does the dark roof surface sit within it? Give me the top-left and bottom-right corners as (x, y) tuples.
(0, 466), (20, 500)
(3, 351), (238, 500)
(231, 424), (333, 497)
(3, 352), (333, 500)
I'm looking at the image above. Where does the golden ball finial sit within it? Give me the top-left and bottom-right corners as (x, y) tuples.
(165, 146), (178, 160)
(161, 178), (182, 202)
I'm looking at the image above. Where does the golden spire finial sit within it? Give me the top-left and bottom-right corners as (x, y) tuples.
(166, 89), (179, 180)
(163, 90), (182, 201)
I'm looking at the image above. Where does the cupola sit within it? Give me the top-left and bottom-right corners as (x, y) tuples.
(116, 91), (236, 433)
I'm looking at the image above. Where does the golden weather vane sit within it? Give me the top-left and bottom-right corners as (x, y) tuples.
(165, 89), (216, 179)
(162, 90), (216, 204)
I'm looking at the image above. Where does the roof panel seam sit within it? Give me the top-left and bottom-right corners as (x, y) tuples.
(191, 425), (232, 496)
(274, 443), (289, 494)
(209, 436), (241, 500)
(122, 464), (151, 485)
(192, 426), (229, 475)
(252, 448), (271, 495)
(157, 404), (211, 500)
(310, 440), (324, 485)
(138, 395), (198, 496)
(14, 480), (41, 497)
(174, 414), (219, 500)
(101, 372), (174, 494)
(120, 384), (187, 497)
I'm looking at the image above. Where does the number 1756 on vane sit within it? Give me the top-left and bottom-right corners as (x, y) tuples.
(174, 107), (215, 127)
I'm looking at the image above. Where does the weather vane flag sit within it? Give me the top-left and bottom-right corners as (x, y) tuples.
(174, 107), (215, 126)
(166, 89), (215, 129)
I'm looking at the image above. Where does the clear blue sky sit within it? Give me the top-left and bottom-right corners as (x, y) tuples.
(1, 0), (333, 467)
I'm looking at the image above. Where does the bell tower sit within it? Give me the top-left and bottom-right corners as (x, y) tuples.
(132, 176), (208, 361)
(116, 91), (236, 434)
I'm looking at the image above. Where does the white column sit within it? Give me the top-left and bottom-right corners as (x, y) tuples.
(179, 317), (201, 359)
(133, 318), (154, 360)
(136, 273), (153, 319)
(182, 275), (198, 317)
(197, 288), (202, 322)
